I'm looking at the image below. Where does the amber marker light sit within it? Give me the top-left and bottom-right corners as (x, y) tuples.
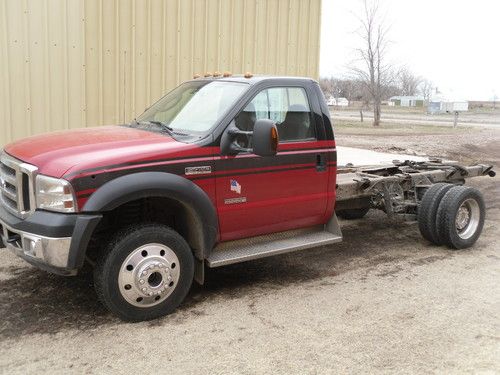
(193, 73), (201, 79)
(244, 72), (253, 78)
(204, 72), (212, 77)
(271, 126), (278, 152)
(223, 71), (232, 77)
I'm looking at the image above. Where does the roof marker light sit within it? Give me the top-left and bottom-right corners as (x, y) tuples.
(223, 71), (232, 77)
(244, 72), (253, 78)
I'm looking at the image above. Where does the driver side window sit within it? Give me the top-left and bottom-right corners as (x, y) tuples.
(235, 87), (316, 143)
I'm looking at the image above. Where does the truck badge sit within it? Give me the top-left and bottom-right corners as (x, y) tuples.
(230, 179), (241, 194)
(224, 197), (247, 205)
(185, 166), (211, 175)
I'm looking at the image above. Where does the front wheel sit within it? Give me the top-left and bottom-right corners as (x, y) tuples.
(94, 224), (194, 321)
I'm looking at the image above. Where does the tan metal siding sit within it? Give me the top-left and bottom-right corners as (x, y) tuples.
(0, 0), (321, 146)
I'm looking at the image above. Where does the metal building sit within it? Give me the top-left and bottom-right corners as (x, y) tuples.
(0, 0), (322, 146)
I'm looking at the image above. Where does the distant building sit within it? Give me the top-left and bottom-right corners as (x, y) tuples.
(389, 96), (425, 107)
(327, 97), (349, 107)
(428, 94), (469, 113)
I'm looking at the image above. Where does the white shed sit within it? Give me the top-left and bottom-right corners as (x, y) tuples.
(428, 94), (469, 113)
(327, 97), (349, 107)
(390, 96), (425, 107)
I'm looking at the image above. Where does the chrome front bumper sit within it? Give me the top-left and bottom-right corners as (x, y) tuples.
(0, 216), (72, 269)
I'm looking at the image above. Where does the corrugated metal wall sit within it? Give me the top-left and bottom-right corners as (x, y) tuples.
(0, 0), (322, 146)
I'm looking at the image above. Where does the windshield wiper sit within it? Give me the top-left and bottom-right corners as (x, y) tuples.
(132, 119), (189, 136)
(145, 120), (174, 134)
(136, 120), (178, 136)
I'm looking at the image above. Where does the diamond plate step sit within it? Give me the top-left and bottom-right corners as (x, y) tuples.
(207, 225), (342, 267)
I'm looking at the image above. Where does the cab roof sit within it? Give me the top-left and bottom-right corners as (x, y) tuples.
(188, 75), (318, 86)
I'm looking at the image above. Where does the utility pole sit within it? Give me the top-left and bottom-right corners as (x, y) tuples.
(453, 111), (459, 128)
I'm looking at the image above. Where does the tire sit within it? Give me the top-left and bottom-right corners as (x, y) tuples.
(418, 183), (454, 245)
(436, 186), (485, 249)
(94, 224), (194, 321)
(336, 207), (370, 220)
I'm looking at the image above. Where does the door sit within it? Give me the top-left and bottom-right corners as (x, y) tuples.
(215, 86), (331, 241)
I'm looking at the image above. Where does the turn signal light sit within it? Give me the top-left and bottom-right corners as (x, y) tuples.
(271, 126), (278, 152)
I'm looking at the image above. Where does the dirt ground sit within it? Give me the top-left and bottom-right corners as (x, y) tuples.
(0, 123), (499, 374)
(333, 107), (500, 128)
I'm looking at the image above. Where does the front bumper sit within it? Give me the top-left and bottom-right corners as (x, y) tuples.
(0, 204), (101, 275)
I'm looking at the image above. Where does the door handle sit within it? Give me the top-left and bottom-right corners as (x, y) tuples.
(316, 154), (326, 172)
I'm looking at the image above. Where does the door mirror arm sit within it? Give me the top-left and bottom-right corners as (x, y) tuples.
(221, 120), (278, 157)
(220, 122), (253, 155)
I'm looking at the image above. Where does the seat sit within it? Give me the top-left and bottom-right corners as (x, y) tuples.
(235, 103), (256, 131)
(235, 103), (256, 148)
(279, 104), (312, 141)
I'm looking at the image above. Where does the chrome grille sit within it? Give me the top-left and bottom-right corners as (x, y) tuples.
(0, 152), (38, 218)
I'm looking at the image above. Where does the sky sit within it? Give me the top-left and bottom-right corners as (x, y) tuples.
(320, 0), (500, 101)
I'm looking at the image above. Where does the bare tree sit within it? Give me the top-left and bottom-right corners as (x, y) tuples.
(319, 76), (399, 105)
(419, 79), (434, 103)
(350, 0), (392, 126)
(397, 66), (422, 96)
(319, 77), (335, 99)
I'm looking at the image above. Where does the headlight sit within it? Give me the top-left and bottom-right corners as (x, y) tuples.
(35, 175), (77, 213)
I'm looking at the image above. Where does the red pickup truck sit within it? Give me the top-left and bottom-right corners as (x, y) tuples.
(0, 76), (493, 321)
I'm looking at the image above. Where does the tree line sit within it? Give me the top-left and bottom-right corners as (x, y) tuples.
(319, 68), (433, 107)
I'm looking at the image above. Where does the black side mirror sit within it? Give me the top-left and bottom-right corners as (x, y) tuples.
(221, 119), (278, 157)
(252, 119), (279, 156)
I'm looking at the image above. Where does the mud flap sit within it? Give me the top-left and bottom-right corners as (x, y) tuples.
(194, 256), (204, 285)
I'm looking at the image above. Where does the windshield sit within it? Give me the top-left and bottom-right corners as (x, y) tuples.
(135, 80), (248, 134)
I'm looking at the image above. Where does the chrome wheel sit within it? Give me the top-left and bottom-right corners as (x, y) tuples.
(455, 198), (480, 240)
(118, 243), (180, 308)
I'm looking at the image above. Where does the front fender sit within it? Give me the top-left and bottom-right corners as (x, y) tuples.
(82, 172), (218, 258)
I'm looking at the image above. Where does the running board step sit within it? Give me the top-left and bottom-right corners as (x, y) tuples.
(207, 225), (342, 268)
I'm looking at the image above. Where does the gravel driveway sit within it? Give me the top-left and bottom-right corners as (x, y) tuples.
(0, 125), (498, 374)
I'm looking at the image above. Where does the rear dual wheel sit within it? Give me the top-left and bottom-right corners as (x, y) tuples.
(436, 186), (485, 249)
(418, 184), (485, 249)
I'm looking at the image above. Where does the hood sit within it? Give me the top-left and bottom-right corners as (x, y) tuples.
(4, 126), (197, 178)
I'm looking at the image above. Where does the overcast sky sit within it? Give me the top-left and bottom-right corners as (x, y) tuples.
(320, 0), (500, 101)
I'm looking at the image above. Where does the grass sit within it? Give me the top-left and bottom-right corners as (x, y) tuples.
(333, 119), (473, 135)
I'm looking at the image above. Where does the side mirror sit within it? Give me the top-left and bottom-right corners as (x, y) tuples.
(221, 119), (279, 157)
(252, 119), (279, 157)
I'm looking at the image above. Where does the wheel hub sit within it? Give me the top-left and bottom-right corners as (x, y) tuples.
(118, 243), (180, 308)
(455, 205), (470, 230)
(134, 259), (173, 297)
(455, 198), (481, 240)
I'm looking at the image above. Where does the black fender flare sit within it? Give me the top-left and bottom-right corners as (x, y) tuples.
(82, 172), (218, 260)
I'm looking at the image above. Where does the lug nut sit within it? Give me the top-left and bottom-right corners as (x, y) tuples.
(139, 279), (145, 284)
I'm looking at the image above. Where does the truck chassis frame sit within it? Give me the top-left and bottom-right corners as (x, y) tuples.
(335, 160), (495, 220)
